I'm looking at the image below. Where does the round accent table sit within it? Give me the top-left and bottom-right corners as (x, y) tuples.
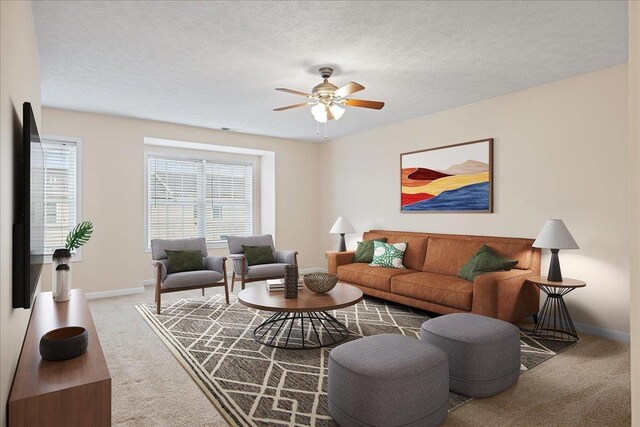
(526, 276), (586, 342)
(238, 283), (363, 350)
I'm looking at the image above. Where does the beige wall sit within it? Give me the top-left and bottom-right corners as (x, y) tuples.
(629, 1), (639, 424)
(39, 108), (324, 294)
(0, 2), (41, 426)
(320, 65), (630, 337)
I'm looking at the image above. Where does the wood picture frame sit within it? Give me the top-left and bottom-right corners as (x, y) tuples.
(400, 138), (493, 213)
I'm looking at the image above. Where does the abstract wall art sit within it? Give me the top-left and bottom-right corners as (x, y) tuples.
(401, 139), (493, 212)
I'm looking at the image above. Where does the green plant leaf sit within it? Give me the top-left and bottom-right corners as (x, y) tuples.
(65, 221), (93, 250)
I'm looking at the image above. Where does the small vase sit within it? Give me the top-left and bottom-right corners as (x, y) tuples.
(52, 249), (71, 302)
(284, 265), (298, 299)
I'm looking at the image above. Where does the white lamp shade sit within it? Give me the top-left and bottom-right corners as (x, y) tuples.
(532, 219), (579, 250)
(330, 217), (355, 234)
(311, 103), (328, 123)
(329, 103), (345, 120)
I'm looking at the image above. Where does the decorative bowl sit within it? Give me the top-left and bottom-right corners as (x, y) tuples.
(39, 326), (89, 361)
(303, 273), (338, 294)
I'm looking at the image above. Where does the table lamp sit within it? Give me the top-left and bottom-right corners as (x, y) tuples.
(532, 219), (579, 282)
(330, 217), (355, 252)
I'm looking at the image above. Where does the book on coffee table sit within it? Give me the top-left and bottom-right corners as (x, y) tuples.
(265, 278), (303, 292)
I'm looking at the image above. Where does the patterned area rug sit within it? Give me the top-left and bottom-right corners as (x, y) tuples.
(136, 294), (576, 427)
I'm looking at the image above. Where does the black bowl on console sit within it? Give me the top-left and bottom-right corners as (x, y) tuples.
(39, 326), (89, 361)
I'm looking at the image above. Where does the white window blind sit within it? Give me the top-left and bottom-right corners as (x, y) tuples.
(42, 139), (78, 255)
(147, 155), (254, 247)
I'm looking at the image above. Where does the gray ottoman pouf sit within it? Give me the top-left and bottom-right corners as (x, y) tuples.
(328, 334), (449, 427)
(420, 313), (521, 398)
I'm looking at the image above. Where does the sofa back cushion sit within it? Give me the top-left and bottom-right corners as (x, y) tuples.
(151, 237), (208, 260)
(363, 231), (428, 271)
(423, 236), (534, 276)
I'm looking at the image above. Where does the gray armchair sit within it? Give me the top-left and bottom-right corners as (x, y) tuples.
(227, 234), (298, 291)
(151, 237), (228, 314)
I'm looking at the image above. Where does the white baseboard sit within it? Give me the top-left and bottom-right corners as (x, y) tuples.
(142, 267), (328, 288)
(573, 322), (630, 342)
(85, 286), (145, 300)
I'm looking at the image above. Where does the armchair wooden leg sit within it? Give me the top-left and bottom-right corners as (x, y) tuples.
(155, 266), (162, 315)
(241, 262), (246, 290)
(154, 263), (163, 315)
(231, 272), (235, 292)
(201, 288), (205, 297)
(223, 263), (230, 304)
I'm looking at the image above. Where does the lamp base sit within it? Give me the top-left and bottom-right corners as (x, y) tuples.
(338, 234), (346, 252)
(547, 249), (563, 282)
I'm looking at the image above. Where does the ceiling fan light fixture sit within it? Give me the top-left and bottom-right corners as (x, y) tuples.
(311, 103), (328, 123)
(274, 67), (385, 134)
(329, 103), (345, 120)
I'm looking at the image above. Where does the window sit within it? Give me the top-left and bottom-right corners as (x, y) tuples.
(42, 137), (80, 256)
(146, 154), (254, 248)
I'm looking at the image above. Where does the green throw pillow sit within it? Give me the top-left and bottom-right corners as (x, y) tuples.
(165, 250), (203, 274)
(353, 238), (388, 263)
(458, 245), (519, 281)
(242, 245), (275, 266)
(370, 241), (407, 269)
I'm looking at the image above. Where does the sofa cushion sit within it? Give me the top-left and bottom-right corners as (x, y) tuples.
(163, 270), (224, 289)
(353, 238), (387, 263)
(337, 263), (416, 292)
(458, 245), (519, 281)
(151, 237), (207, 260)
(370, 241), (407, 269)
(391, 272), (474, 311)
(423, 237), (533, 275)
(246, 263), (289, 278)
(363, 232), (428, 271)
(165, 250), (204, 274)
(242, 245), (275, 266)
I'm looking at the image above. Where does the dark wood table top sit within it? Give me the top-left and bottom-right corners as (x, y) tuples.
(526, 276), (586, 288)
(238, 282), (363, 312)
(9, 289), (111, 402)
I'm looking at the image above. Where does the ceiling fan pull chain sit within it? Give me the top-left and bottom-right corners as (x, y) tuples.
(316, 120), (320, 135)
(325, 122), (328, 140)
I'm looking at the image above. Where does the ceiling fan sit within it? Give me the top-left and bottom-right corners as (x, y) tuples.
(273, 67), (385, 124)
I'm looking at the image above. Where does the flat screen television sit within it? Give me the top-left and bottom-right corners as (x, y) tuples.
(13, 102), (45, 309)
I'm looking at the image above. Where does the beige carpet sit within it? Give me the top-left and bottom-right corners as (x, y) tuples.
(89, 286), (631, 427)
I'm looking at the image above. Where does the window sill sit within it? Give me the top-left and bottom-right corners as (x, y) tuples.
(144, 242), (229, 253)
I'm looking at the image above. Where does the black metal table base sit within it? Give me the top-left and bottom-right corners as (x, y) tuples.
(253, 311), (349, 349)
(532, 285), (579, 342)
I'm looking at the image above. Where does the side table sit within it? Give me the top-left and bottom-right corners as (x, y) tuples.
(526, 276), (586, 342)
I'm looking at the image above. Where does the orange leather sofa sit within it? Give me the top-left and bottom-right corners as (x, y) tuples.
(327, 230), (541, 323)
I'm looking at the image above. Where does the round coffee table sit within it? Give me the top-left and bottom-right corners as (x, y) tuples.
(238, 283), (363, 350)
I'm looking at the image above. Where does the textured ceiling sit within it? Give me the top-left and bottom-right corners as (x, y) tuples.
(32, 1), (627, 142)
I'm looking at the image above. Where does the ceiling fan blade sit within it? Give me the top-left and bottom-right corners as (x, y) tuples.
(273, 103), (308, 111)
(275, 88), (312, 97)
(334, 81), (365, 98)
(343, 99), (385, 110)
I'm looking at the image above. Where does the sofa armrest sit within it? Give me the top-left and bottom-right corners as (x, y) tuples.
(471, 270), (539, 322)
(151, 260), (168, 283)
(327, 251), (356, 274)
(274, 250), (298, 265)
(204, 256), (226, 274)
(229, 254), (247, 275)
